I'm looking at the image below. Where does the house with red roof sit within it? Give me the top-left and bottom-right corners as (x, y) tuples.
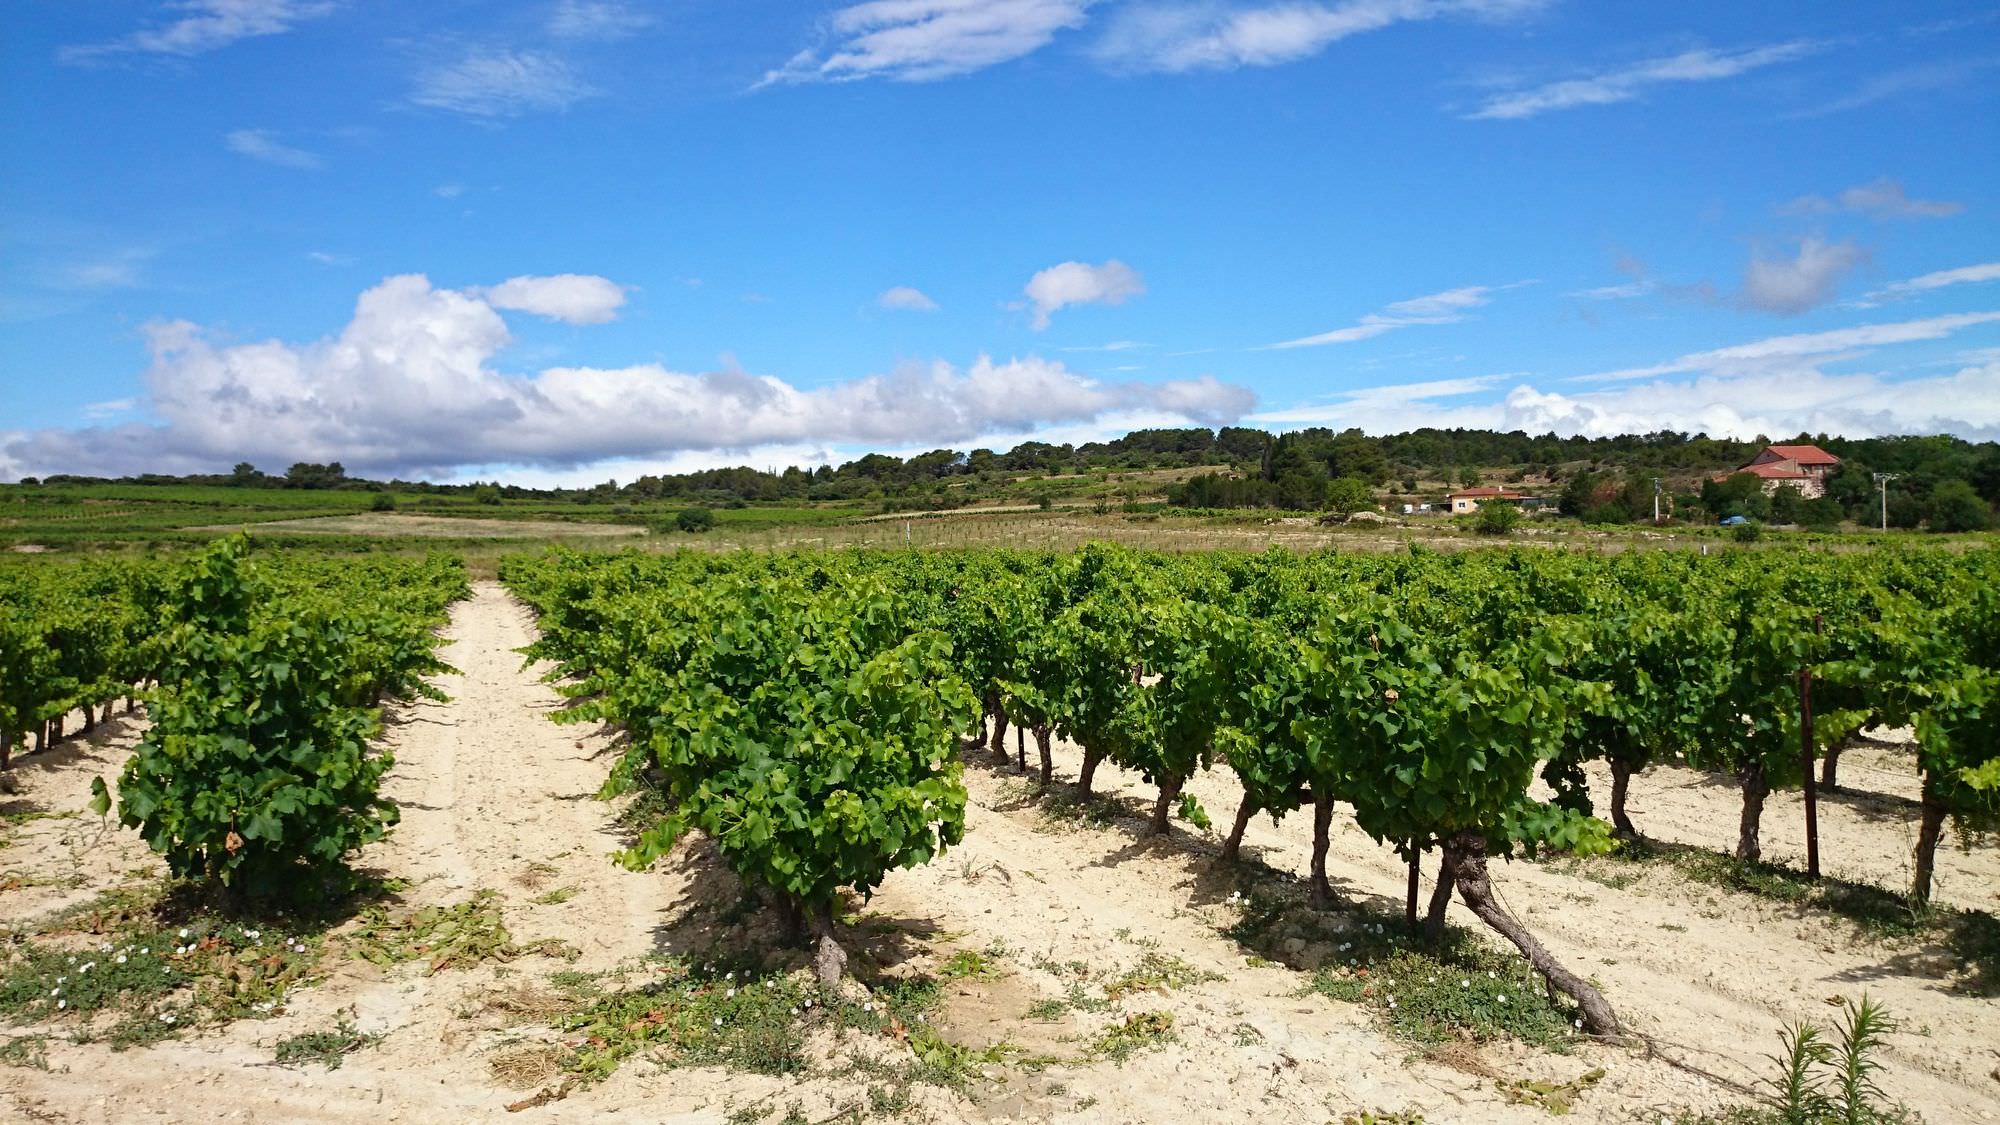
(1726, 443), (1841, 498)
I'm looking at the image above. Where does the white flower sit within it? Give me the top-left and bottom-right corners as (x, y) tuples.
(101, 943), (113, 952)
(726, 989), (736, 999)
(57, 1000), (66, 1010)
(161, 1012), (175, 1023)
(116, 955), (127, 964)
(1460, 979), (1470, 988)
(804, 999), (814, 1009)
(49, 987), (60, 996)
(1498, 994), (1508, 1003)
(246, 930), (260, 940)
(713, 1017), (722, 1027)
(80, 963), (94, 973)
(789, 1007), (799, 1016)
(178, 929), (190, 939)
(1574, 1019), (1584, 1029)
(862, 1003), (874, 1013)
(1488, 971), (1497, 979)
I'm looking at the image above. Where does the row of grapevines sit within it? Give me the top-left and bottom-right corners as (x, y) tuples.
(3, 537), (468, 899)
(502, 543), (2000, 1026)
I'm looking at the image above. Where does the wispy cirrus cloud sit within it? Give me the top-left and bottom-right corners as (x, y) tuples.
(548, 0), (655, 42)
(1091, 0), (1546, 75)
(1855, 262), (2000, 308)
(758, 0), (1095, 85)
(410, 49), (599, 117)
(60, 0), (335, 64)
(1263, 285), (1496, 349)
(1467, 40), (1824, 120)
(1574, 311), (2000, 383)
(1786, 56), (2000, 118)
(1779, 178), (1963, 219)
(225, 128), (323, 169)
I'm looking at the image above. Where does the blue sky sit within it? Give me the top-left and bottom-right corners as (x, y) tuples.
(2, 0), (1997, 484)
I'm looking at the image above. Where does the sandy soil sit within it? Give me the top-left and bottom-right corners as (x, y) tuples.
(2, 584), (1995, 1124)
(193, 514), (646, 538)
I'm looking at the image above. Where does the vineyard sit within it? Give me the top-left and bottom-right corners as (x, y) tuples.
(1, 539), (1997, 1122)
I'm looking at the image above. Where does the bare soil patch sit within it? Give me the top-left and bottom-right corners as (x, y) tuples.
(192, 513), (646, 539)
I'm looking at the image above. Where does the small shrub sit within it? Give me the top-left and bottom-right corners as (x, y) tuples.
(1733, 520), (1763, 543)
(273, 1012), (381, 1070)
(675, 507), (715, 533)
(1475, 504), (1521, 535)
(369, 492), (396, 512)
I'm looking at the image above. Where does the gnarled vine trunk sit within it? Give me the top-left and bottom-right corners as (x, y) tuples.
(987, 698), (1010, 764)
(1608, 758), (1636, 837)
(1308, 792), (1338, 909)
(1819, 742), (1842, 792)
(1910, 775), (1949, 907)
(809, 903), (847, 989)
(1016, 725), (1026, 772)
(1736, 761), (1769, 862)
(1444, 830), (1618, 1034)
(1221, 795), (1257, 864)
(1148, 774), (1184, 836)
(1, 730), (12, 772)
(1034, 727), (1053, 787)
(1405, 850), (1420, 930)
(1077, 746), (1104, 797)
(1424, 858), (1456, 947)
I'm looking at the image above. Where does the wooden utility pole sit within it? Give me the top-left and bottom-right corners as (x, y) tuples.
(1800, 614), (1822, 879)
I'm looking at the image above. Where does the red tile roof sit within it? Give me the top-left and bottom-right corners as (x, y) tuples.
(1448, 487), (1523, 499)
(1738, 463), (1809, 480)
(1760, 444), (1840, 466)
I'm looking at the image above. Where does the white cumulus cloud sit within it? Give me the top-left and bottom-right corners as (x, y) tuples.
(1467, 40), (1822, 120)
(1740, 237), (1867, 316)
(759, 0), (1095, 85)
(878, 286), (940, 311)
(474, 274), (628, 325)
(1023, 259), (1144, 329)
(0, 275), (1255, 480)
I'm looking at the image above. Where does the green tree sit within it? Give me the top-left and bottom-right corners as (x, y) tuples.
(1928, 479), (1991, 532)
(1324, 476), (1375, 517)
(675, 506), (715, 532)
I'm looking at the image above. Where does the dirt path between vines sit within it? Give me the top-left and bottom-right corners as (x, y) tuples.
(3, 584), (1997, 1124)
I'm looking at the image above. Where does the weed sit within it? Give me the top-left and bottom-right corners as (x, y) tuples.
(349, 890), (577, 974)
(938, 948), (1001, 981)
(273, 1012), (382, 1070)
(1496, 1067), (1605, 1114)
(0, 909), (324, 1041)
(1301, 939), (1581, 1053)
(1670, 995), (1918, 1125)
(1175, 793), (1212, 831)
(1340, 1113), (1427, 1125)
(1103, 952), (1222, 998)
(1088, 1010), (1176, 1063)
(1231, 1022), (1263, 1046)
(0, 1035), (50, 1070)
(532, 886), (580, 906)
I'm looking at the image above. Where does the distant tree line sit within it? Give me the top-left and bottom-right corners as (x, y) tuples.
(21, 427), (2000, 529)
